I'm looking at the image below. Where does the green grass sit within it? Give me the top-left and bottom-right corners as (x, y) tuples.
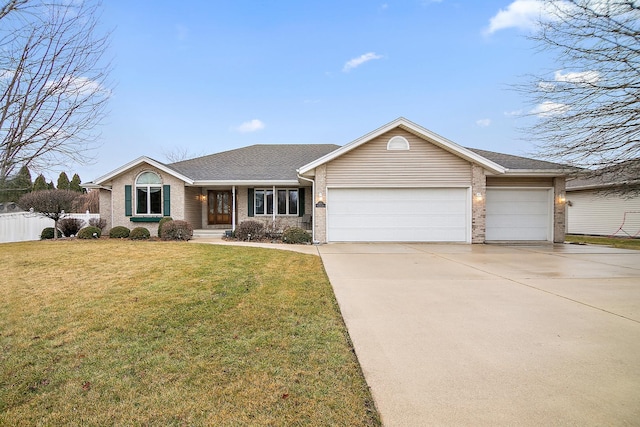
(0, 240), (380, 426)
(566, 234), (640, 250)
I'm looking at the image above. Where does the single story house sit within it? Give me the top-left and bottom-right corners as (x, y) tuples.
(85, 118), (570, 243)
(566, 161), (640, 237)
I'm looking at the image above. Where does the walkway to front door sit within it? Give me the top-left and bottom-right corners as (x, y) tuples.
(208, 190), (231, 225)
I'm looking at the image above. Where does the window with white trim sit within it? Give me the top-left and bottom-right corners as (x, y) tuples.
(387, 135), (410, 150)
(136, 171), (162, 215)
(255, 188), (298, 215)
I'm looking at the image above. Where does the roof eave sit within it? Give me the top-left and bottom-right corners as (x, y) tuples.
(190, 179), (302, 187)
(502, 168), (571, 177)
(297, 117), (506, 175)
(93, 156), (195, 185)
(82, 182), (111, 190)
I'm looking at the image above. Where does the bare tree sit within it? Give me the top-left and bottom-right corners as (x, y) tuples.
(0, 0), (111, 183)
(521, 0), (640, 192)
(0, 0), (29, 20)
(163, 146), (206, 163)
(18, 189), (78, 239)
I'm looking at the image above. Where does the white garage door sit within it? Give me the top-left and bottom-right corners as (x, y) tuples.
(327, 188), (469, 242)
(486, 188), (552, 241)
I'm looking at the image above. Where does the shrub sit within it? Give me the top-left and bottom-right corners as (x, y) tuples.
(77, 226), (102, 239)
(235, 220), (265, 241)
(161, 220), (193, 241)
(89, 217), (107, 231)
(41, 227), (62, 240)
(109, 226), (130, 239)
(263, 217), (284, 238)
(282, 227), (312, 244)
(130, 227), (150, 240)
(158, 216), (173, 237)
(58, 218), (85, 237)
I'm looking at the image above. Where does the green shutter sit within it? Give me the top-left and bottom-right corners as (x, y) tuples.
(248, 188), (254, 217)
(298, 188), (305, 216)
(163, 185), (171, 216)
(125, 185), (132, 216)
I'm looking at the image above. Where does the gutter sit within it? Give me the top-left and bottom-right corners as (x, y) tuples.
(297, 173), (316, 243)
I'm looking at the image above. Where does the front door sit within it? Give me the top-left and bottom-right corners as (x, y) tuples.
(208, 190), (232, 225)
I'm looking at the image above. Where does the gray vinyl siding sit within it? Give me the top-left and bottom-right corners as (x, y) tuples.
(326, 129), (472, 187)
(486, 177), (554, 187)
(567, 190), (640, 236)
(184, 186), (202, 228)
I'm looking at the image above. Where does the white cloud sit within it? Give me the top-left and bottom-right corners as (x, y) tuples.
(343, 52), (383, 72)
(538, 81), (556, 91)
(554, 69), (600, 85)
(485, 0), (545, 34)
(530, 101), (570, 117)
(504, 109), (523, 117)
(476, 118), (491, 127)
(235, 119), (265, 133)
(46, 76), (110, 97)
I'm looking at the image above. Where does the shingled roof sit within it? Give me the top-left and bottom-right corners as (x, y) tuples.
(168, 144), (340, 182)
(465, 148), (568, 171)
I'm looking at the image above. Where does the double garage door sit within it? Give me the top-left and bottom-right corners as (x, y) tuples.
(327, 188), (469, 242)
(326, 187), (553, 243)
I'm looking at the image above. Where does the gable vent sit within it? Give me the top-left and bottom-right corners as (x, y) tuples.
(387, 136), (410, 151)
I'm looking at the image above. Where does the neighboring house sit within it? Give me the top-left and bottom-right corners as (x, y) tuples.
(566, 162), (640, 237)
(85, 118), (570, 243)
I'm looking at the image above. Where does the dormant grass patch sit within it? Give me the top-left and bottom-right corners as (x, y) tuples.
(0, 240), (379, 426)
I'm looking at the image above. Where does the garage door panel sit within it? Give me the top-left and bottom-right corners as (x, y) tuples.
(327, 188), (468, 242)
(486, 189), (551, 241)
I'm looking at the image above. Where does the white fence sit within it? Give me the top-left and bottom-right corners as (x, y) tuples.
(0, 212), (100, 243)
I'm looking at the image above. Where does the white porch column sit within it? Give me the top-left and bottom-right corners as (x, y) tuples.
(272, 185), (276, 223)
(232, 185), (236, 231)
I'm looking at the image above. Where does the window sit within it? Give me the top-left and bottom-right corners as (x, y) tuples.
(387, 135), (410, 150)
(136, 171), (162, 215)
(255, 188), (298, 215)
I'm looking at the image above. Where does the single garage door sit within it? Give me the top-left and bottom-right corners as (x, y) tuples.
(486, 188), (552, 241)
(327, 188), (469, 242)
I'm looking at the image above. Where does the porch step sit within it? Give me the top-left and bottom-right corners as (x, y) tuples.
(192, 229), (228, 239)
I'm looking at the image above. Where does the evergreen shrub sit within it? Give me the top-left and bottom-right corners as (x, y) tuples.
(77, 226), (102, 239)
(109, 226), (130, 238)
(41, 227), (62, 239)
(158, 216), (173, 237)
(130, 227), (150, 240)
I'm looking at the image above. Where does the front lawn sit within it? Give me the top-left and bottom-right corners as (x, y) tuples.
(0, 241), (380, 426)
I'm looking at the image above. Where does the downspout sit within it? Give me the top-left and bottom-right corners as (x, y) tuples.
(297, 174), (316, 243)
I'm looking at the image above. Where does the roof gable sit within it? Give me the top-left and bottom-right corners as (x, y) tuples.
(91, 156), (194, 186)
(297, 117), (507, 175)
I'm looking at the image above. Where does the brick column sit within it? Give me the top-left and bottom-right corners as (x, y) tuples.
(471, 164), (486, 244)
(314, 164), (327, 243)
(553, 177), (566, 243)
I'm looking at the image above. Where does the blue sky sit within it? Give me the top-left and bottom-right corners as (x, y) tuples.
(78, 0), (556, 182)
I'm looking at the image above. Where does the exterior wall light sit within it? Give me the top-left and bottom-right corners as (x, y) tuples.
(317, 192), (323, 203)
(557, 193), (566, 204)
(475, 192), (483, 201)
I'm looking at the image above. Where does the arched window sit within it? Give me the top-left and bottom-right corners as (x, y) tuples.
(136, 171), (162, 215)
(387, 136), (410, 151)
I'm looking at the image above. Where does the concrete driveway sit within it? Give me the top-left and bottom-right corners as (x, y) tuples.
(318, 243), (640, 426)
